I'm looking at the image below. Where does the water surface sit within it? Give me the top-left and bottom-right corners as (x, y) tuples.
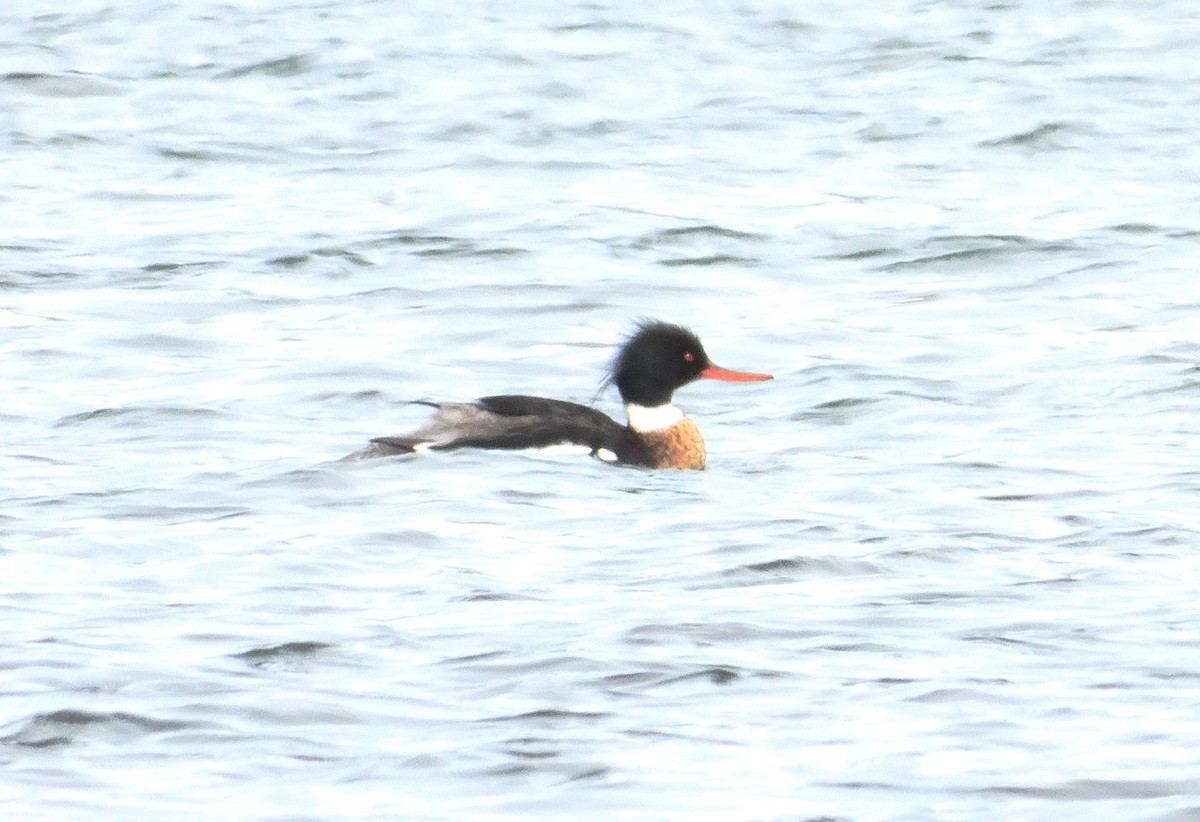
(3, 1), (1200, 819)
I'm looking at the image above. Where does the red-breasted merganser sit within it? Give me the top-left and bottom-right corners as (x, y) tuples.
(342, 320), (772, 469)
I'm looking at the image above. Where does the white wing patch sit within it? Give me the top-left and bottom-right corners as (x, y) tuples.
(538, 443), (620, 463)
(538, 443), (595, 457)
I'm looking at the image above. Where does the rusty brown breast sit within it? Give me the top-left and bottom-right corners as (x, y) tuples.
(637, 416), (707, 470)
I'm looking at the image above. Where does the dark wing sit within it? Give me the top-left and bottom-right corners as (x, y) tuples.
(461, 395), (630, 451)
(355, 394), (647, 463)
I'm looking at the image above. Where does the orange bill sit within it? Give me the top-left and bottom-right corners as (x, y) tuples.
(700, 365), (773, 382)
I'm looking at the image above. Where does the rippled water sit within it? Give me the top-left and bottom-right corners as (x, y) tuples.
(4, 1), (1200, 819)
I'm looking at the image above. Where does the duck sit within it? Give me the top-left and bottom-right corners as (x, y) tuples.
(342, 320), (772, 469)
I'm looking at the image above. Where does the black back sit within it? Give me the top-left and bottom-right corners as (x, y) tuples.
(467, 396), (655, 465)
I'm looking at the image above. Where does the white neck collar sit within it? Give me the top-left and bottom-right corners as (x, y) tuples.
(625, 403), (684, 433)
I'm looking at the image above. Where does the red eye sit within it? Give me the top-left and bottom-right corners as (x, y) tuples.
(683, 352), (695, 362)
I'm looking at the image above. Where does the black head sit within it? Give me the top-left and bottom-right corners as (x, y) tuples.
(605, 321), (713, 407)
